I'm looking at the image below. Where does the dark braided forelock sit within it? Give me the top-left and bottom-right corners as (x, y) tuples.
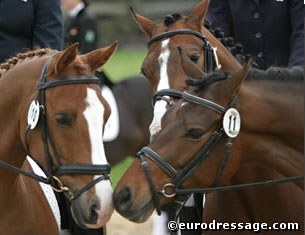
(0, 48), (56, 78)
(163, 13), (182, 27)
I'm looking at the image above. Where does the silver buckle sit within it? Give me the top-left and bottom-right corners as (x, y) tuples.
(159, 183), (176, 198)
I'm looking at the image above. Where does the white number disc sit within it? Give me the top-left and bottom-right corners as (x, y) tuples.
(222, 108), (241, 138)
(27, 100), (40, 129)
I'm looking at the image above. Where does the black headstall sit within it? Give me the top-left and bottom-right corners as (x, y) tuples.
(148, 29), (219, 73)
(137, 89), (304, 215)
(0, 53), (111, 201)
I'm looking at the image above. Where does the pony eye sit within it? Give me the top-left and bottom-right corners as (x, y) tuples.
(55, 113), (73, 127)
(189, 54), (200, 64)
(185, 128), (205, 139)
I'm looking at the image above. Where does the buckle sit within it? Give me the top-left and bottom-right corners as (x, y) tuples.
(159, 183), (176, 198)
(49, 176), (74, 200)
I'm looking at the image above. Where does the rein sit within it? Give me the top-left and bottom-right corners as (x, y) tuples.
(148, 29), (220, 73)
(137, 89), (304, 215)
(0, 53), (111, 201)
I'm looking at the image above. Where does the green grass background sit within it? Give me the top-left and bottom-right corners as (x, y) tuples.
(103, 48), (147, 187)
(103, 48), (147, 82)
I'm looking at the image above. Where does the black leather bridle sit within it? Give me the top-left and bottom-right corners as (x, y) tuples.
(137, 89), (304, 215)
(148, 29), (219, 73)
(0, 53), (111, 200)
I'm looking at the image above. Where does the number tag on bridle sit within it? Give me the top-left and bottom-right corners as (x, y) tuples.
(223, 108), (241, 138)
(27, 100), (40, 129)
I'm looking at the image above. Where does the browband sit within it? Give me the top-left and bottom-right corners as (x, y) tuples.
(149, 29), (207, 45)
(38, 77), (99, 90)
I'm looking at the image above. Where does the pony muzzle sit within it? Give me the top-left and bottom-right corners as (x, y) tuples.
(71, 179), (114, 228)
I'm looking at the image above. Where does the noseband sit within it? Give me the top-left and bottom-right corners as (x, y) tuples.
(137, 89), (304, 215)
(0, 53), (111, 200)
(148, 29), (220, 73)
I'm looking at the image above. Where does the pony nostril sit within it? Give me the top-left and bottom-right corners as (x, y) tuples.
(114, 186), (132, 212)
(89, 204), (99, 224)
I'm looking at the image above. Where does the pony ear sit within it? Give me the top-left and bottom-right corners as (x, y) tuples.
(54, 43), (79, 74)
(225, 59), (251, 99)
(178, 47), (205, 79)
(81, 41), (118, 71)
(130, 7), (157, 38)
(186, 0), (210, 31)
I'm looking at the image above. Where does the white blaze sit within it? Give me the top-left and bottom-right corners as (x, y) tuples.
(83, 88), (113, 227)
(149, 39), (170, 137)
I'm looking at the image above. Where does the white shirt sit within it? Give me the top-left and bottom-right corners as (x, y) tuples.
(68, 2), (85, 18)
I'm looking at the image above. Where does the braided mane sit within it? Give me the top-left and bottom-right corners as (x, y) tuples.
(162, 11), (248, 65)
(0, 48), (56, 78)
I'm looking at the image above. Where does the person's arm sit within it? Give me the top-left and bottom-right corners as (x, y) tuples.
(206, 0), (233, 36)
(288, 0), (304, 67)
(32, 0), (63, 50)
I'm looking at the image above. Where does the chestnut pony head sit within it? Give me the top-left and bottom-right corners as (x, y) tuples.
(18, 42), (118, 228)
(114, 61), (250, 222)
(131, 0), (241, 138)
(132, 0), (209, 93)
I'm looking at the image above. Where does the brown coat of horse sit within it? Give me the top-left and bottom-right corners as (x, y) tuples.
(113, 0), (304, 233)
(114, 62), (304, 234)
(0, 43), (117, 235)
(132, 0), (241, 94)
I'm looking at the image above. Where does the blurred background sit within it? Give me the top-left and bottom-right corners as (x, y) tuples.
(83, 0), (198, 81)
(88, 0), (198, 47)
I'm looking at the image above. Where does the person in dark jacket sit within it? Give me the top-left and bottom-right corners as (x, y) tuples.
(207, 0), (304, 69)
(0, 0), (63, 63)
(62, 0), (98, 54)
(62, 0), (113, 88)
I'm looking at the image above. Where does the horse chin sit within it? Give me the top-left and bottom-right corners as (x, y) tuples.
(70, 181), (114, 228)
(84, 212), (112, 229)
(84, 205), (114, 229)
(125, 199), (155, 223)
